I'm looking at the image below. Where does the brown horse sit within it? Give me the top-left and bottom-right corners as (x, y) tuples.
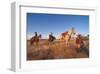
(30, 32), (41, 47)
(60, 28), (76, 46)
(61, 32), (70, 46)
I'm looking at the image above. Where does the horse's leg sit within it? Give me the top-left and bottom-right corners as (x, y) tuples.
(32, 41), (35, 47)
(36, 41), (39, 47)
(66, 38), (70, 48)
(30, 40), (33, 46)
(68, 37), (71, 48)
(66, 40), (69, 47)
(30, 41), (31, 45)
(35, 40), (39, 48)
(33, 42), (36, 48)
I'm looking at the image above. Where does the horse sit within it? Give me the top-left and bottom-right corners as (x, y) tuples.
(60, 28), (76, 46)
(60, 32), (70, 46)
(48, 33), (56, 43)
(30, 32), (41, 47)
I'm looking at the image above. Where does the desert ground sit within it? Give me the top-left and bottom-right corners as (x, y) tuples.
(27, 38), (89, 60)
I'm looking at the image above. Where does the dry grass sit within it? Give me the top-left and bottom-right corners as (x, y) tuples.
(27, 39), (89, 60)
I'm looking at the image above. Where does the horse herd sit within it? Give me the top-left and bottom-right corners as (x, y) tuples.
(29, 28), (86, 50)
(30, 32), (56, 46)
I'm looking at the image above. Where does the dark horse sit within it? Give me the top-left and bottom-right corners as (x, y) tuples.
(48, 32), (56, 43)
(30, 32), (41, 46)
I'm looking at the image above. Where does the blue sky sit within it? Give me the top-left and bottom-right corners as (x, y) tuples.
(27, 13), (89, 39)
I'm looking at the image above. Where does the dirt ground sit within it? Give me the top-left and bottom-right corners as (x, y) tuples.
(27, 39), (89, 60)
